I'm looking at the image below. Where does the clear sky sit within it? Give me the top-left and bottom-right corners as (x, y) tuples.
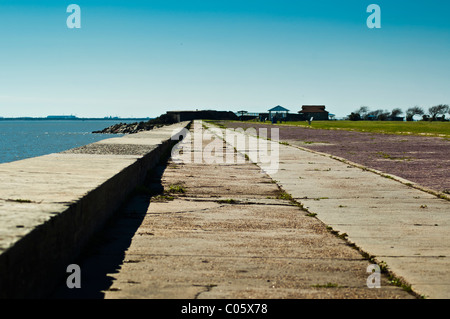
(0, 0), (449, 118)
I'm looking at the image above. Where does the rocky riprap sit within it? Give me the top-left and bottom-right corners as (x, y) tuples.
(93, 122), (163, 134)
(93, 113), (177, 134)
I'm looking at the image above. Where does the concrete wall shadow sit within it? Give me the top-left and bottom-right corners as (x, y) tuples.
(50, 162), (169, 298)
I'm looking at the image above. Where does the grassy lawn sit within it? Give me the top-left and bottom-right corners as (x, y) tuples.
(244, 120), (450, 138)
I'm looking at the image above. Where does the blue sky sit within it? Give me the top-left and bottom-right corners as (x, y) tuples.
(0, 0), (449, 118)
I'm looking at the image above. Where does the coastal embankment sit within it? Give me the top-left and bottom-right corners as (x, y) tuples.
(0, 121), (190, 298)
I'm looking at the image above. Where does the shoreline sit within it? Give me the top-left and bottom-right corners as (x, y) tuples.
(0, 119), (136, 165)
(0, 117), (152, 121)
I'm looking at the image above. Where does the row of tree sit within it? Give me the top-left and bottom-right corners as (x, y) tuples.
(347, 105), (450, 121)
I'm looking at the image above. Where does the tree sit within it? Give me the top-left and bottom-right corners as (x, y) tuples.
(357, 106), (369, 115)
(406, 106), (424, 121)
(390, 108), (403, 120)
(377, 110), (391, 121)
(348, 106), (369, 120)
(390, 108), (403, 117)
(348, 112), (361, 121)
(428, 104), (449, 121)
(367, 109), (390, 121)
(356, 106), (369, 119)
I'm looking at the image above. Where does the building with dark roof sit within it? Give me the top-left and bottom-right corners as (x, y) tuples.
(298, 105), (329, 121)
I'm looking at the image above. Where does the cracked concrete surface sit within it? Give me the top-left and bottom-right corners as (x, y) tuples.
(54, 120), (414, 299)
(206, 120), (450, 299)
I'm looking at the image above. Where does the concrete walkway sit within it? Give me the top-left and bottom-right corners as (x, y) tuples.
(205, 121), (450, 299)
(54, 120), (414, 299)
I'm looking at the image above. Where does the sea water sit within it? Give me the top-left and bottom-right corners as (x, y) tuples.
(0, 120), (136, 164)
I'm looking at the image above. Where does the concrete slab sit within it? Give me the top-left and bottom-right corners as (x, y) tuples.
(206, 121), (450, 299)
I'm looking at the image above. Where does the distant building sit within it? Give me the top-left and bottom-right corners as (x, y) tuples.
(298, 105), (329, 121)
(46, 115), (78, 120)
(165, 106), (332, 123)
(166, 110), (238, 122)
(268, 105), (289, 121)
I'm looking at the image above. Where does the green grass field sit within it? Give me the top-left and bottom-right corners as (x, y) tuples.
(263, 120), (450, 138)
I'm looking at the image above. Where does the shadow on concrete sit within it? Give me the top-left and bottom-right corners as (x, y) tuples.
(50, 163), (168, 299)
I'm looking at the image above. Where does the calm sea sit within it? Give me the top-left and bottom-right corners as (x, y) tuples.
(0, 120), (137, 164)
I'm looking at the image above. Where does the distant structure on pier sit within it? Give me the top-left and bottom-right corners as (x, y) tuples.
(46, 115), (78, 120)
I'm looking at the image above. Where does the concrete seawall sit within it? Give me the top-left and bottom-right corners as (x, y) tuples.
(0, 121), (190, 298)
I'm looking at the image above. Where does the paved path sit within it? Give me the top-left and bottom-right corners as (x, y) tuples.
(206, 121), (450, 299)
(54, 120), (413, 299)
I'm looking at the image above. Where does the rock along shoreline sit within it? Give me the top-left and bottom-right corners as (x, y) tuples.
(92, 121), (163, 134)
(93, 114), (177, 134)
